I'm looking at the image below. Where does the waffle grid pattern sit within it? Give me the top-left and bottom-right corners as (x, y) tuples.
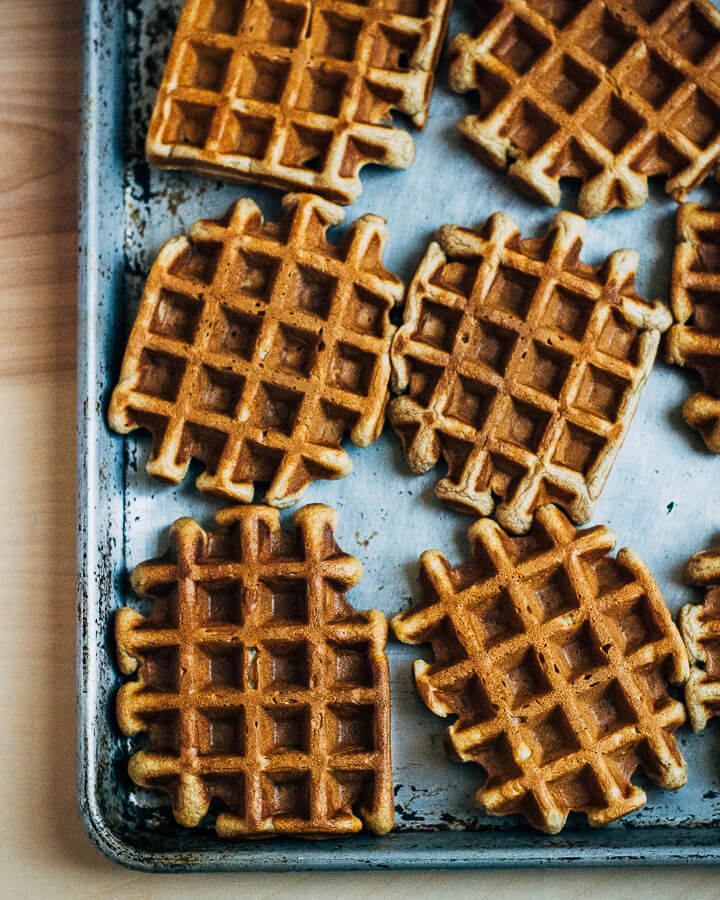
(448, 0), (720, 217)
(115, 504), (393, 837)
(389, 211), (671, 534)
(666, 203), (720, 452)
(109, 193), (403, 507)
(392, 505), (689, 834)
(679, 546), (720, 732)
(146, 0), (452, 202)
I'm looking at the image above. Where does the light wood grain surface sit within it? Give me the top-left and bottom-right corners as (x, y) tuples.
(0, 1), (717, 896)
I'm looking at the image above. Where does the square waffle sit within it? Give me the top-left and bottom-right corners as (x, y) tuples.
(115, 503), (393, 837)
(108, 192), (403, 507)
(392, 504), (689, 834)
(145, 0), (452, 203)
(679, 545), (720, 732)
(448, 0), (720, 217)
(389, 210), (671, 535)
(665, 203), (720, 452)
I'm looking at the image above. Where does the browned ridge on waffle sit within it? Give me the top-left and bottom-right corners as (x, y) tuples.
(115, 503), (393, 837)
(392, 505), (689, 834)
(108, 192), (403, 507)
(448, 0), (720, 217)
(146, 0), (452, 203)
(389, 210), (671, 534)
(679, 545), (720, 732)
(665, 203), (720, 452)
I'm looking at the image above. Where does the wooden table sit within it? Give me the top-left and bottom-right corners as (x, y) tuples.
(0, 1), (715, 895)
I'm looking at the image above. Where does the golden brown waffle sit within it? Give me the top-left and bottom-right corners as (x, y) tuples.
(108, 193), (403, 507)
(448, 0), (720, 218)
(389, 210), (671, 534)
(146, 0), (452, 203)
(392, 505), (689, 834)
(115, 503), (393, 837)
(678, 545), (720, 732)
(665, 203), (720, 452)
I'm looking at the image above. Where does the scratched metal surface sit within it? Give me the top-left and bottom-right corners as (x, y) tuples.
(78, 0), (720, 870)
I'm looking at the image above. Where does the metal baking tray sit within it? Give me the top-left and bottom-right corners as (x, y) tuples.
(78, 0), (720, 870)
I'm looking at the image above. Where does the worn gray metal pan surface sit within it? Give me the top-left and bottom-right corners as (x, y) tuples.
(78, 0), (720, 870)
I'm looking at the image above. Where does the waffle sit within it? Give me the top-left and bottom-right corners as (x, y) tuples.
(665, 203), (720, 452)
(145, 0), (452, 203)
(448, 0), (720, 218)
(108, 193), (403, 507)
(115, 503), (393, 837)
(678, 545), (720, 732)
(389, 210), (671, 534)
(392, 504), (689, 834)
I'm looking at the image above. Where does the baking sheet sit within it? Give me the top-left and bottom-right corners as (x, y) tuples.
(78, 0), (720, 869)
